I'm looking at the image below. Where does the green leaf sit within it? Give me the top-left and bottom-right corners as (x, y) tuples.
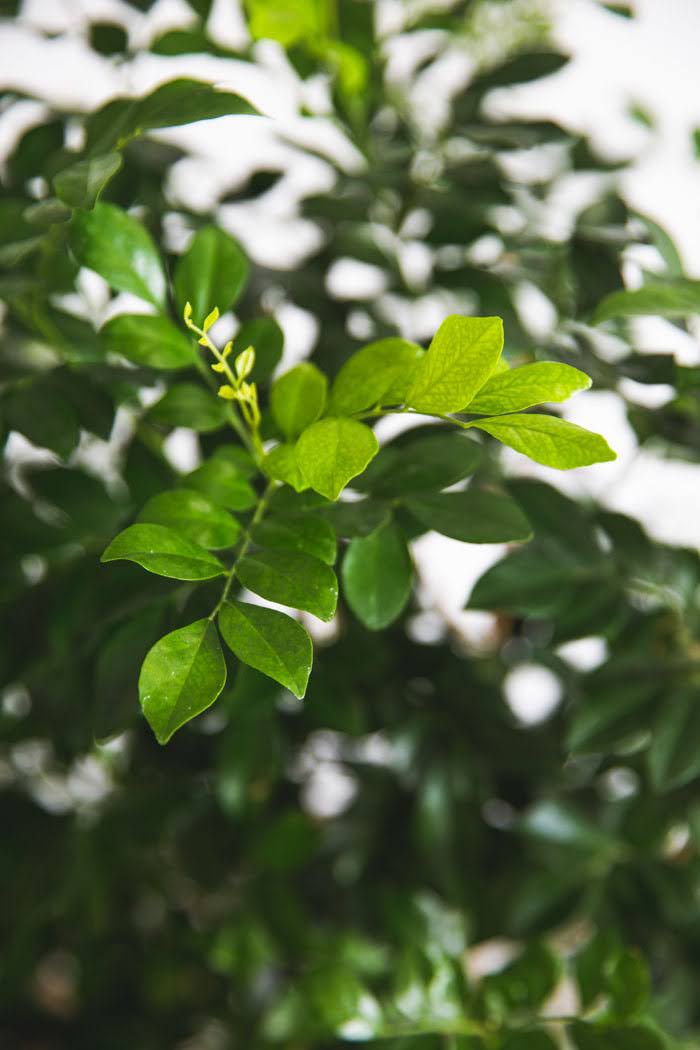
(173, 226), (249, 325)
(341, 521), (413, 630)
(184, 455), (256, 510)
(234, 317), (284, 382)
(101, 523), (225, 580)
(500, 1032), (558, 1050)
(101, 314), (195, 370)
(468, 362), (591, 414)
(568, 1022), (666, 1050)
(330, 337), (424, 415)
(355, 431), (482, 495)
(254, 514), (336, 565)
(263, 443), (308, 492)
(146, 383), (227, 431)
(270, 363), (327, 440)
(218, 600), (312, 698)
(237, 549), (338, 621)
(483, 942), (560, 1013)
(592, 280), (700, 323)
(139, 619), (227, 744)
(137, 489), (241, 549)
(246, 0), (324, 46)
(3, 379), (80, 459)
(649, 689), (700, 792)
(319, 499), (391, 538)
(467, 547), (596, 616)
(70, 203), (167, 308)
(295, 418), (379, 500)
(470, 414), (616, 469)
(406, 489), (532, 543)
(407, 315), (503, 414)
(53, 151), (123, 210)
(608, 950), (651, 1019)
(85, 78), (259, 153)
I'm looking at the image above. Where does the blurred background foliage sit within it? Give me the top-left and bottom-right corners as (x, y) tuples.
(1, 0), (700, 1047)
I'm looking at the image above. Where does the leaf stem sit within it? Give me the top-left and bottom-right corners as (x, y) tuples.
(208, 479), (276, 621)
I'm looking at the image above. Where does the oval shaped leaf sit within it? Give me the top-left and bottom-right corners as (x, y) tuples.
(470, 413), (616, 469)
(254, 514), (336, 565)
(184, 455), (256, 510)
(174, 226), (249, 325)
(342, 520), (413, 630)
(592, 280), (700, 324)
(137, 489), (241, 549)
(237, 549), (338, 621)
(330, 337), (424, 415)
(407, 315), (503, 414)
(53, 151), (123, 210)
(406, 489), (532, 543)
(147, 383), (227, 432)
(468, 362), (591, 414)
(101, 314), (195, 370)
(649, 689), (700, 793)
(355, 431), (482, 495)
(101, 523), (224, 579)
(139, 619), (227, 744)
(70, 203), (166, 308)
(219, 600), (312, 698)
(295, 418), (379, 501)
(270, 362), (327, 440)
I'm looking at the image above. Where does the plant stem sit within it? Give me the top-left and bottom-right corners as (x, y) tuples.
(208, 479), (276, 621)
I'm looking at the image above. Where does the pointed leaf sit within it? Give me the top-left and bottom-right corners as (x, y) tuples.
(407, 489), (532, 543)
(468, 362), (591, 414)
(592, 280), (700, 323)
(219, 600), (312, 698)
(649, 689), (700, 792)
(53, 151), (123, 210)
(342, 521), (413, 630)
(254, 514), (336, 565)
(330, 337), (424, 414)
(270, 363), (327, 440)
(355, 431), (482, 495)
(470, 414), (616, 469)
(70, 203), (166, 308)
(101, 314), (195, 369)
(184, 455), (256, 510)
(138, 489), (241, 549)
(174, 226), (249, 325)
(407, 315), (503, 414)
(146, 382), (227, 431)
(237, 549), (338, 621)
(295, 417), (378, 500)
(139, 619), (226, 744)
(101, 523), (224, 579)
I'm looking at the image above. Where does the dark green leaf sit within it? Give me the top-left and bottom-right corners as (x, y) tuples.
(53, 152), (123, 210)
(341, 521), (413, 630)
(219, 600), (312, 698)
(146, 383), (227, 431)
(568, 1022), (666, 1050)
(355, 431), (482, 495)
(234, 317), (284, 381)
(101, 314), (195, 369)
(3, 379), (80, 459)
(406, 489), (532, 543)
(184, 455), (256, 510)
(237, 549), (338, 621)
(649, 689), (700, 792)
(593, 280), (700, 323)
(101, 523), (225, 579)
(139, 619), (227, 743)
(608, 950), (650, 1019)
(173, 226), (249, 324)
(254, 513), (336, 565)
(70, 203), (166, 308)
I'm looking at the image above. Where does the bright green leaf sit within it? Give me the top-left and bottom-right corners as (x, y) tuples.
(237, 549), (338, 621)
(254, 514), (336, 565)
(53, 151), (123, 210)
(174, 226), (249, 325)
(295, 418), (379, 500)
(330, 337), (424, 415)
(70, 203), (166, 308)
(139, 619), (226, 744)
(468, 362), (591, 414)
(219, 600), (312, 698)
(342, 521), (413, 630)
(263, 443), (308, 492)
(101, 314), (195, 370)
(470, 413), (616, 469)
(407, 315), (503, 414)
(101, 523), (225, 580)
(137, 489), (241, 549)
(407, 489), (532, 543)
(270, 363), (327, 440)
